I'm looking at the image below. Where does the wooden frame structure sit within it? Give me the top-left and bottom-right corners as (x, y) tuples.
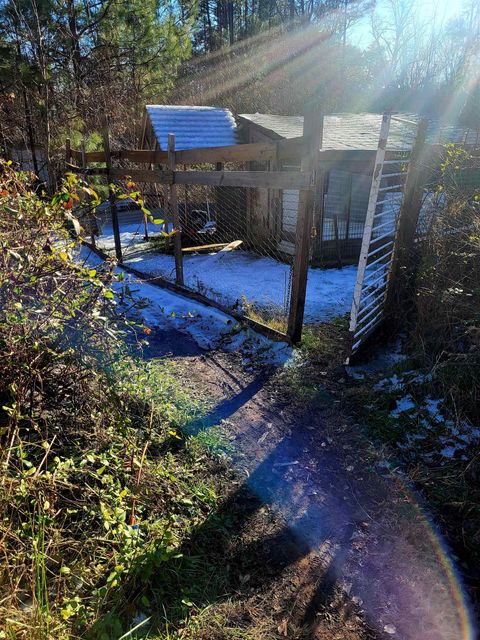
(66, 116), (320, 344)
(67, 110), (445, 351)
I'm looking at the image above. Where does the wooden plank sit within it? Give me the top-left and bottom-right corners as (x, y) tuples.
(175, 170), (312, 189)
(65, 166), (309, 188)
(115, 149), (168, 163)
(182, 242), (229, 253)
(218, 240), (243, 253)
(168, 134), (184, 286)
(85, 150), (106, 162)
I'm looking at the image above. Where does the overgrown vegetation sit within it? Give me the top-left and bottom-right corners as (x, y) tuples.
(409, 146), (480, 425)
(0, 162), (240, 638)
(353, 146), (480, 583)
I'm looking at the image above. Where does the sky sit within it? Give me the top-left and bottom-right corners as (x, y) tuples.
(348, 0), (468, 49)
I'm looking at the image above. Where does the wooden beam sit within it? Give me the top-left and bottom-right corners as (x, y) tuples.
(62, 166), (310, 189)
(182, 242), (230, 253)
(168, 134), (184, 286)
(65, 138), (71, 164)
(109, 168), (173, 183)
(218, 240), (243, 253)
(386, 118), (429, 318)
(82, 150), (106, 162)
(174, 170), (312, 189)
(102, 122), (122, 263)
(116, 149), (168, 163)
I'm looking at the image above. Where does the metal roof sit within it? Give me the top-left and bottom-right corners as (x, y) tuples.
(146, 105), (238, 151)
(238, 113), (479, 150)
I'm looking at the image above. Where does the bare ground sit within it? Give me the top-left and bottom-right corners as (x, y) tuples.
(153, 332), (474, 640)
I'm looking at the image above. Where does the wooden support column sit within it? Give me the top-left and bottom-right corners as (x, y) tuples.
(168, 134), (184, 286)
(287, 106), (324, 343)
(395, 118), (429, 250)
(386, 118), (428, 315)
(65, 138), (71, 165)
(102, 123), (123, 262)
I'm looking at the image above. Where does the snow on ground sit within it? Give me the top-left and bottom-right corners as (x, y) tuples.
(96, 223), (357, 323)
(78, 245), (292, 366)
(349, 358), (480, 461)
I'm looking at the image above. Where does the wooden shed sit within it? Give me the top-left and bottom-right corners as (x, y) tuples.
(237, 112), (478, 265)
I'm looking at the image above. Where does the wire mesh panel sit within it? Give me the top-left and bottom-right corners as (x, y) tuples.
(93, 166), (297, 334)
(348, 114), (418, 359)
(175, 171), (295, 332)
(321, 170), (371, 264)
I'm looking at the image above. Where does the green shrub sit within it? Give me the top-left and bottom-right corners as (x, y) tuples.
(0, 162), (222, 638)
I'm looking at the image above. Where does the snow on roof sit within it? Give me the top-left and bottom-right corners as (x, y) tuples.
(238, 113), (479, 150)
(146, 105), (238, 151)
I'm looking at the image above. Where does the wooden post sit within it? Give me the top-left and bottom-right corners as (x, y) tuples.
(65, 138), (71, 165)
(102, 123), (123, 262)
(394, 118), (429, 250)
(168, 134), (184, 286)
(386, 118), (428, 315)
(80, 142), (86, 169)
(287, 105), (324, 343)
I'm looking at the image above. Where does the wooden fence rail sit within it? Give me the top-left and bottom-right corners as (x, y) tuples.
(67, 136), (305, 167)
(67, 165), (313, 190)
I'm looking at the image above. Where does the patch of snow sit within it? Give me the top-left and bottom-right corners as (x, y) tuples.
(373, 370), (433, 392)
(97, 224), (357, 323)
(423, 397), (443, 422)
(440, 446), (457, 459)
(346, 341), (407, 380)
(374, 374), (403, 391)
(390, 395), (416, 417)
(78, 246), (292, 366)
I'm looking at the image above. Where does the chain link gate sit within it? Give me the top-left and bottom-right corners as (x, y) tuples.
(347, 113), (420, 360)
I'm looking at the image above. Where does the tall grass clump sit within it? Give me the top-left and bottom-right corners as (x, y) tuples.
(0, 162), (226, 639)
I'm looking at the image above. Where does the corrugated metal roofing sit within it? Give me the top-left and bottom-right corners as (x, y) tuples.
(146, 105), (238, 151)
(238, 113), (479, 150)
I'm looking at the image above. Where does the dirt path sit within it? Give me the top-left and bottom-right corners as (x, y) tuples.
(167, 346), (474, 640)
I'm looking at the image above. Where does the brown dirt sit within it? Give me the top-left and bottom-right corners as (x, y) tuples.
(169, 345), (474, 640)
